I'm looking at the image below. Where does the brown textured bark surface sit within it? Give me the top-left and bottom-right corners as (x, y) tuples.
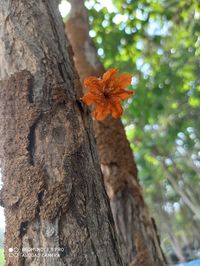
(66, 1), (167, 265)
(0, 1), (123, 265)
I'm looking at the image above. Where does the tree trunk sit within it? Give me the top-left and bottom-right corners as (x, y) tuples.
(160, 160), (200, 219)
(154, 186), (185, 264)
(66, 1), (166, 265)
(171, 159), (200, 207)
(0, 1), (123, 265)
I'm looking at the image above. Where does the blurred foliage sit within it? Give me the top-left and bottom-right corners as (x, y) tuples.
(84, 0), (200, 263)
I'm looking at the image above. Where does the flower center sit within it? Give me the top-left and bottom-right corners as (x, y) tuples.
(103, 87), (114, 99)
(103, 91), (110, 99)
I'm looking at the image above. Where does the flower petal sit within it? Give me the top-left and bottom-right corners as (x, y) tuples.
(114, 73), (132, 89)
(110, 102), (123, 118)
(93, 103), (111, 121)
(111, 89), (134, 102)
(82, 93), (101, 105)
(102, 68), (118, 86)
(84, 76), (103, 94)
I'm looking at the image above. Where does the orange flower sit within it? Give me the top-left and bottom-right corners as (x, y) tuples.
(82, 68), (134, 121)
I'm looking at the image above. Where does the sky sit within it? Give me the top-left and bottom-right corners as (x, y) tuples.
(59, 0), (71, 17)
(0, 173), (4, 230)
(59, 0), (117, 17)
(0, 207), (4, 230)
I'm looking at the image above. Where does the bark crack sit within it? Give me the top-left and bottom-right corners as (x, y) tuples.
(58, 62), (67, 83)
(27, 113), (42, 165)
(19, 221), (28, 238)
(86, 128), (96, 165)
(27, 74), (34, 103)
(90, 240), (102, 266)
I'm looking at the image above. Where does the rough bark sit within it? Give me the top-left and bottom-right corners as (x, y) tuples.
(66, 1), (167, 266)
(0, 1), (123, 265)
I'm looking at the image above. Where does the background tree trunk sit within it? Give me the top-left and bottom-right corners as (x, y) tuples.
(66, 1), (166, 265)
(160, 159), (200, 219)
(0, 1), (123, 265)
